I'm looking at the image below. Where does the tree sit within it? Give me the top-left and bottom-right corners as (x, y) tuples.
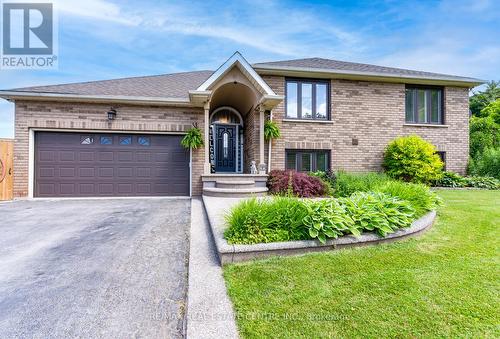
(469, 81), (500, 117)
(480, 99), (500, 124)
(469, 116), (500, 159)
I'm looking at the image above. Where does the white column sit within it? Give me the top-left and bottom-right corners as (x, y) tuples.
(259, 107), (266, 174)
(204, 102), (211, 174)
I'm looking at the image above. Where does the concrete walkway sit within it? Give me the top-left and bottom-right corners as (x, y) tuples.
(186, 198), (239, 339)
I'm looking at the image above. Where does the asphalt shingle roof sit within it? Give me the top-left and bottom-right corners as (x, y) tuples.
(9, 70), (214, 99)
(253, 57), (481, 82)
(4, 57), (482, 99)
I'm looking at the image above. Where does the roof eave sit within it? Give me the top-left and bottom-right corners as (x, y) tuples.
(0, 91), (198, 107)
(253, 65), (486, 87)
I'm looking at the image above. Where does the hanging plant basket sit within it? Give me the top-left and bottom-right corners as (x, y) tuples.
(264, 120), (281, 141)
(181, 124), (204, 149)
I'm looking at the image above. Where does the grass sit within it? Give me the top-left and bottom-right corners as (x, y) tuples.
(223, 190), (500, 338)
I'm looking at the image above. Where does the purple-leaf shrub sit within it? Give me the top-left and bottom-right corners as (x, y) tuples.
(267, 170), (327, 197)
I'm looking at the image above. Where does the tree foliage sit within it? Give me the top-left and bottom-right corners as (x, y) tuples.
(469, 116), (500, 159)
(469, 81), (500, 117)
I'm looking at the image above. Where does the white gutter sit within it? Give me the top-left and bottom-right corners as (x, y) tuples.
(0, 91), (199, 107)
(253, 65), (485, 87)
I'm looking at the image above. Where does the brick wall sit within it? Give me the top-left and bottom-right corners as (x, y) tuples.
(14, 100), (205, 197)
(262, 75), (470, 174)
(243, 108), (260, 173)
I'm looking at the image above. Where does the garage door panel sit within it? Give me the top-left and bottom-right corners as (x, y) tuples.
(39, 150), (56, 162)
(118, 151), (133, 162)
(99, 152), (114, 161)
(35, 132), (189, 197)
(39, 167), (55, 178)
(136, 152), (151, 162)
(60, 167), (76, 178)
(98, 167), (114, 177)
(59, 151), (76, 161)
(137, 168), (151, 178)
(79, 183), (95, 194)
(117, 183), (133, 194)
(79, 152), (95, 161)
(60, 183), (76, 195)
(79, 167), (95, 177)
(117, 167), (133, 177)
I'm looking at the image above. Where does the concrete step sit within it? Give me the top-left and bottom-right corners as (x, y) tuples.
(203, 187), (268, 198)
(216, 180), (256, 189)
(202, 174), (268, 184)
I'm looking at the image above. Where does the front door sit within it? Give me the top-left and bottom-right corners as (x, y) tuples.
(215, 125), (237, 172)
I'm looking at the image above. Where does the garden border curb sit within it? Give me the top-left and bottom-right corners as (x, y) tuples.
(202, 196), (437, 264)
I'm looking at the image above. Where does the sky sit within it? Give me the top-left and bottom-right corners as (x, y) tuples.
(0, 0), (499, 137)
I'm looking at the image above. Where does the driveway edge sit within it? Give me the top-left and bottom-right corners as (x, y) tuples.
(203, 196), (437, 264)
(186, 198), (239, 339)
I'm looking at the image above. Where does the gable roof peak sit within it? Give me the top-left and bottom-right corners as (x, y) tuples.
(196, 51), (276, 96)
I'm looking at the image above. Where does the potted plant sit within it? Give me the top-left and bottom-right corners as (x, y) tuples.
(264, 118), (281, 171)
(181, 123), (204, 150)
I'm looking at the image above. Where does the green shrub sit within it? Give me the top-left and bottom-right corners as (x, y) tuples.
(309, 170), (336, 195)
(383, 135), (444, 184)
(469, 117), (500, 159)
(434, 171), (468, 188)
(434, 171), (500, 190)
(333, 171), (390, 197)
(465, 175), (500, 189)
(224, 197), (309, 244)
(469, 147), (500, 179)
(374, 181), (441, 217)
(339, 192), (415, 237)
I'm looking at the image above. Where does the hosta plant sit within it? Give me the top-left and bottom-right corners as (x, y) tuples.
(302, 199), (356, 244)
(340, 192), (416, 237)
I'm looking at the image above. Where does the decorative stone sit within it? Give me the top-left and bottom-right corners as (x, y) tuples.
(250, 161), (258, 174)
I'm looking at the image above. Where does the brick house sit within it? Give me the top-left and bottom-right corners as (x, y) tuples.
(0, 52), (482, 198)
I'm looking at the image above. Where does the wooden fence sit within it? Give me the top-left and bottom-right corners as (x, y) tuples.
(0, 139), (13, 201)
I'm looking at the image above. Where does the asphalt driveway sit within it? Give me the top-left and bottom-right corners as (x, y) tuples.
(0, 198), (191, 338)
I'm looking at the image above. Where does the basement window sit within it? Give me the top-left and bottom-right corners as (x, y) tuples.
(285, 150), (330, 172)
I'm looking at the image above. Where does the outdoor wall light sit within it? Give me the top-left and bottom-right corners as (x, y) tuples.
(107, 108), (117, 120)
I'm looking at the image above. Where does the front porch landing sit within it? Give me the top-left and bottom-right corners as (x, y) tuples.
(202, 174), (268, 197)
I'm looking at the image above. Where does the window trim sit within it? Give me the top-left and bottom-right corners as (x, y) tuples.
(285, 149), (331, 172)
(285, 78), (331, 121)
(405, 85), (445, 125)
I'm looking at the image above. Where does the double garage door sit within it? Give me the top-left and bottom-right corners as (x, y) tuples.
(35, 132), (190, 197)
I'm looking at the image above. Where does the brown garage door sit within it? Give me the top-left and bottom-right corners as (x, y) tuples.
(35, 132), (190, 197)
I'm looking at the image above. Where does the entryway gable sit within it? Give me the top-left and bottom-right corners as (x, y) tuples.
(196, 52), (277, 96)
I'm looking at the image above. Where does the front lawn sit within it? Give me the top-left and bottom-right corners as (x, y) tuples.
(223, 190), (500, 338)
